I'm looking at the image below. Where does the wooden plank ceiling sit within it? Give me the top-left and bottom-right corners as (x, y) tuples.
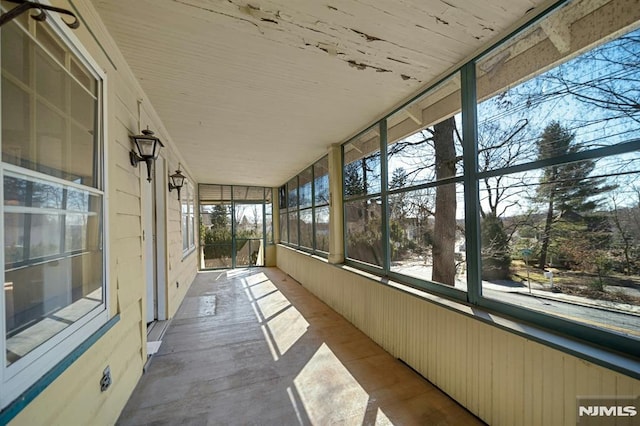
(93, 0), (548, 186)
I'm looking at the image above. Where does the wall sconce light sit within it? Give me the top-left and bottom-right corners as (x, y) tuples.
(130, 128), (164, 182)
(168, 166), (186, 200)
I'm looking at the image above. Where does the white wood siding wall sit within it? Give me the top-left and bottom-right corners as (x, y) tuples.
(8, 0), (198, 424)
(277, 245), (640, 426)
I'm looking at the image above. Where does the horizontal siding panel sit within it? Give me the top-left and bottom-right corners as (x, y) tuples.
(115, 214), (141, 240)
(115, 190), (141, 217)
(111, 115), (137, 151)
(53, 322), (141, 425)
(111, 161), (142, 199)
(114, 235), (142, 260)
(10, 304), (143, 426)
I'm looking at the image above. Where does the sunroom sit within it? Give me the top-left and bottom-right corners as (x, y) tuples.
(0, 0), (639, 424)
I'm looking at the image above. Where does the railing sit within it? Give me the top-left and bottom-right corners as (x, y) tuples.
(200, 238), (263, 269)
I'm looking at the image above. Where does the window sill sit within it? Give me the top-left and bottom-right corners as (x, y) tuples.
(335, 262), (640, 380)
(182, 246), (197, 261)
(6, 288), (103, 364)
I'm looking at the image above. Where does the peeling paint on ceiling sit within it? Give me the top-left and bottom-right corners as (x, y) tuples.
(94, 0), (549, 186)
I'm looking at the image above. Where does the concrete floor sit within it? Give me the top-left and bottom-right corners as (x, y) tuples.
(117, 267), (484, 426)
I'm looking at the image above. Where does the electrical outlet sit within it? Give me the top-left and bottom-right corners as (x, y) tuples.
(100, 366), (112, 392)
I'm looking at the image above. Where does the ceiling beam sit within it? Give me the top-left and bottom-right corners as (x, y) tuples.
(404, 104), (423, 126)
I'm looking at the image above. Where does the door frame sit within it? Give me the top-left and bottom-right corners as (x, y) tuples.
(142, 156), (168, 323)
(154, 156), (167, 320)
(199, 192), (269, 270)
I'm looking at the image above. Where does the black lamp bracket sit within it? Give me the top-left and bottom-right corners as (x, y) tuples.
(168, 182), (182, 201)
(0, 0), (80, 29)
(129, 151), (154, 182)
(129, 150), (142, 167)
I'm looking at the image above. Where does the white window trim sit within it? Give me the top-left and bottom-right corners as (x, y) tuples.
(182, 181), (196, 256)
(0, 3), (110, 409)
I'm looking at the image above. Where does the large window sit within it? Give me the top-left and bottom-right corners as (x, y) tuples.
(342, 76), (468, 295)
(181, 181), (196, 254)
(386, 75), (465, 289)
(333, 0), (639, 357)
(475, 1), (640, 345)
(344, 127), (383, 267)
(279, 156), (330, 256)
(314, 156), (329, 253)
(299, 167), (313, 249)
(287, 177), (299, 246)
(1, 17), (107, 407)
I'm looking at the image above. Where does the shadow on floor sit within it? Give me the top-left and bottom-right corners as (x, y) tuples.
(117, 267), (484, 425)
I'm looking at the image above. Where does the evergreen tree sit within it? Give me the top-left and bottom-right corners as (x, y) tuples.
(481, 213), (512, 280)
(390, 167), (408, 189)
(343, 161), (364, 197)
(210, 204), (229, 231)
(205, 204), (232, 259)
(535, 121), (616, 268)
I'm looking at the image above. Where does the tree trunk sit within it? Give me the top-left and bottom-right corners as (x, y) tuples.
(538, 192), (554, 269)
(362, 158), (368, 225)
(432, 117), (457, 285)
(623, 243), (631, 275)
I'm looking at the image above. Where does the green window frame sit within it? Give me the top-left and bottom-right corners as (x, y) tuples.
(338, 0), (640, 362)
(279, 156), (331, 257)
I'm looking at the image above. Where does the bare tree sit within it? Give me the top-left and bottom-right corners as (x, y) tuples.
(432, 117), (458, 285)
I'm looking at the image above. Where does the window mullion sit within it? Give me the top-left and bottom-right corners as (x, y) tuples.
(231, 186), (236, 268)
(311, 164), (316, 252)
(461, 62), (481, 305)
(297, 182), (302, 248)
(60, 187), (68, 254)
(380, 120), (390, 272)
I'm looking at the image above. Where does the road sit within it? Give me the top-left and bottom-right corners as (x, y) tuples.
(482, 287), (640, 338)
(392, 262), (639, 338)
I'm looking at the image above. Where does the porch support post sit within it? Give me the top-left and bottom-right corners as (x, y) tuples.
(328, 143), (344, 264)
(273, 187), (280, 244)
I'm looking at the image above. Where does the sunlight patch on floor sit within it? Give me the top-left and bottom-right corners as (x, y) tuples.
(248, 279), (278, 299)
(225, 269), (253, 278)
(260, 324), (280, 361)
(294, 343), (369, 425)
(374, 407), (393, 425)
(242, 271), (309, 358)
(244, 272), (269, 286)
(267, 304), (309, 356)
(256, 290), (290, 320)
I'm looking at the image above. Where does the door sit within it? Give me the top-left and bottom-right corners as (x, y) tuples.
(142, 169), (155, 323)
(234, 203), (264, 267)
(200, 201), (264, 269)
(153, 157), (167, 320)
(143, 157), (168, 323)
(201, 203), (233, 269)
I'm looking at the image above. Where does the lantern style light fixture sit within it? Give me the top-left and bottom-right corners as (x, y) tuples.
(168, 165), (186, 200)
(130, 127), (164, 182)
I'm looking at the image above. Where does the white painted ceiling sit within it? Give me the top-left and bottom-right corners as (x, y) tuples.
(92, 0), (548, 187)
